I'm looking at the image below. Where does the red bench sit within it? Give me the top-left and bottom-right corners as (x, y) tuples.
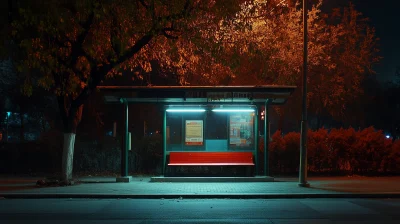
(167, 152), (254, 176)
(168, 152), (254, 166)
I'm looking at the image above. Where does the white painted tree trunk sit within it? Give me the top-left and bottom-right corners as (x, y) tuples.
(62, 133), (76, 181)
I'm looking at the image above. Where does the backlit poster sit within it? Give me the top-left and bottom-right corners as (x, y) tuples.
(185, 120), (203, 145)
(229, 113), (253, 146)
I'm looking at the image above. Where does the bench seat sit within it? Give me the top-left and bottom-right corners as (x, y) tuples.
(168, 152), (255, 166)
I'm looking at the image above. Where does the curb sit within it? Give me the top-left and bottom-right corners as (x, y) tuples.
(1, 193), (400, 199)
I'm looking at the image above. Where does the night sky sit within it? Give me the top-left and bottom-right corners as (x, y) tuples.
(327, 0), (400, 83)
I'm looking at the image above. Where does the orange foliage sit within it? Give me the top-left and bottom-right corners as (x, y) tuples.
(260, 127), (400, 175)
(307, 128), (329, 172)
(217, 1), (380, 124)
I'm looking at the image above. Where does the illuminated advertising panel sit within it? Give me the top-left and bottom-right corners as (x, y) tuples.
(185, 120), (203, 145)
(229, 113), (253, 146)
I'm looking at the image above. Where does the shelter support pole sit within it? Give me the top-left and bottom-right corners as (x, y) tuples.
(116, 98), (131, 182)
(163, 109), (167, 176)
(122, 100), (129, 176)
(264, 99), (270, 176)
(254, 105), (259, 176)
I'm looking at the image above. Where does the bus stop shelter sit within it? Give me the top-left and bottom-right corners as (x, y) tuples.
(98, 85), (296, 182)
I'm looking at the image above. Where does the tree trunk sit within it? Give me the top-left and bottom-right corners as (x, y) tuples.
(59, 95), (84, 182)
(62, 133), (76, 181)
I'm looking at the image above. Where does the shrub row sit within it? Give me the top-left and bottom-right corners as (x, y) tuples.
(73, 134), (163, 175)
(2, 127), (399, 176)
(0, 133), (163, 176)
(261, 127), (400, 175)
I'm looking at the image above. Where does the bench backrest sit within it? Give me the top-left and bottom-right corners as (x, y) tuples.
(169, 152), (254, 165)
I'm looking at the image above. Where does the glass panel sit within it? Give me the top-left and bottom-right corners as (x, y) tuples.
(205, 113), (228, 151)
(166, 109), (255, 151)
(166, 114), (182, 151)
(206, 113), (228, 139)
(166, 112), (206, 151)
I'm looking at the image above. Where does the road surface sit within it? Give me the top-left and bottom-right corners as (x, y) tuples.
(1, 198), (399, 223)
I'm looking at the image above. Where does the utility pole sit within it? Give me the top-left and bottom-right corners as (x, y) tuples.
(299, 0), (310, 187)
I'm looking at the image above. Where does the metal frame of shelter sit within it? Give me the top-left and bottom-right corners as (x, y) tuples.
(98, 85), (296, 179)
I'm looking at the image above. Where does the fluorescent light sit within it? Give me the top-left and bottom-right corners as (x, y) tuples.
(166, 109), (206, 112)
(212, 108), (255, 112)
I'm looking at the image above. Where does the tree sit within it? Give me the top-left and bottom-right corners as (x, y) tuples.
(10, 0), (253, 181)
(210, 1), (380, 130)
(308, 3), (380, 126)
(7, 0), (381, 181)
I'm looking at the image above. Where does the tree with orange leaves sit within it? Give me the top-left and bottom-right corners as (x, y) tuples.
(6, 0), (380, 181)
(8, 0), (256, 182)
(213, 1), (380, 130)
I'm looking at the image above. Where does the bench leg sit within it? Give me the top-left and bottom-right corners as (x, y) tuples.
(171, 166), (176, 177)
(246, 167), (252, 177)
(165, 166), (175, 177)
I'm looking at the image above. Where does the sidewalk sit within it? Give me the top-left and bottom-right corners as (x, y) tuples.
(1, 176), (400, 199)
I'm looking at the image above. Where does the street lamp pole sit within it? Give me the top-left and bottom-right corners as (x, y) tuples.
(299, 0), (310, 187)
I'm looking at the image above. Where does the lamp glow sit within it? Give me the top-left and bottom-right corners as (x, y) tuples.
(386, 135), (390, 139)
(166, 109), (205, 112)
(212, 108), (255, 112)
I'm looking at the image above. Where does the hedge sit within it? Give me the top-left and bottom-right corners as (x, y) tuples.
(0, 132), (163, 176)
(261, 127), (400, 175)
(1, 127), (399, 176)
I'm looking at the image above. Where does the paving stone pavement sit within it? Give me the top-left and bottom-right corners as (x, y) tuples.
(1, 179), (334, 195)
(1, 176), (400, 198)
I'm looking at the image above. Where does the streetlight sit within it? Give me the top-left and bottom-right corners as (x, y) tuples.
(6, 112), (11, 142)
(299, 0), (310, 187)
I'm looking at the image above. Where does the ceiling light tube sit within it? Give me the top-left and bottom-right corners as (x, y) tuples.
(166, 108), (206, 112)
(212, 108), (255, 112)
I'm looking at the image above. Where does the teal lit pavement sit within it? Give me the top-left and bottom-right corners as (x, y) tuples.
(1, 176), (400, 199)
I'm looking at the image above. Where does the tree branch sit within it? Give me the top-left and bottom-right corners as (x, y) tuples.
(112, 0), (192, 66)
(138, 0), (149, 9)
(113, 33), (154, 67)
(162, 27), (179, 39)
(70, 87), (90, 110)
(69, 0), (193, 110)
(150, 0), (156, 21)
(70, 63), (110, 110)
(110, 7), (121, 57)
(50, 50), (80, 84)
(158, 0), (192, 22)
(69, 9), (95, 68)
